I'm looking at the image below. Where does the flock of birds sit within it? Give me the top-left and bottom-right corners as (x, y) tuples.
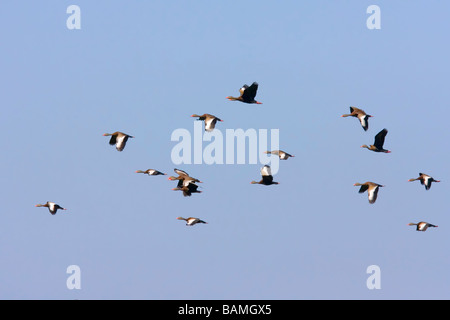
(35, 83), (439, 231)
(341, 106), (440, 232)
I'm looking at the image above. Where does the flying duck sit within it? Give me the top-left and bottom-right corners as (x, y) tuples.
(361, 128), (391, 153)
(191, 114), (223, 132)
(136, 169), (166, 176)
(168, 168), (202, 187)
(103, 132), (134, 152)
(341, 106), (372, 131)
(408, 173), (441, 190)
(408, 222), (438, 232)
(251, 165), (279, 185)
(177, 217), (207, 226)
(172, 181), (202, 197)
(35, 201), (66, 215)
(264, 150), (294, 160)
(226, 82), (262, 104)
(353, 182), (384, 204)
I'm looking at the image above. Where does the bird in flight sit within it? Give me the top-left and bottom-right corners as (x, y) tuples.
(103, 131), (134, 152)
(226, 82), (262, 104)
(341, 106), (373, 131)
(361, 129), (391, 153)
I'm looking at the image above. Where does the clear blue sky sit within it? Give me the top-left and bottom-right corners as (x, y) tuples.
(1, 1), (449, 299)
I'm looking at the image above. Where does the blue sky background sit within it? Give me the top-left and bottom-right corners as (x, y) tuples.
(1, 1), (449, 299)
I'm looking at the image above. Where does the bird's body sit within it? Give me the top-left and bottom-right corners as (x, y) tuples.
(227, 82), (262, 104)
(354, 182), (384, 204)
(35, 201), (66, 215)
(342, 106), (372, 131)
(264, 150), (294, 160)
(191, 114), (223, 132)
(103, 131), (134, 152)
(408, 173), (440, 190)
(177, 217), (207, 226)
(172, 182), (202, 197)
(361, 128), (391, 153)
(136, 169), (166, 176)
(408, 221), (438, 232)
(251, 165), (279, 186)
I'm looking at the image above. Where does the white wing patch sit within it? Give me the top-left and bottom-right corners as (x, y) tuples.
(418, 222), (428, 231)
(368, 187), (378, 204)
(423, 176), (431, 189)
(205, 118), (215, 132)
(261, 165), (272, 176)
(182, 179), (194, 187)
(48, 202), (56, 211)
(187, 218), (198, 225)
(359, 116), (367, 128)
(116, 135), (126, 151)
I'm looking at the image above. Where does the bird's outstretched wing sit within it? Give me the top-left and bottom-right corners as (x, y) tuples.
(174, 168), (189, 177)
(359, 115), (370, 131)
(116, 135), (129, 152)
(358, 184), (369, 194)
(241, 82), (258, 101)
(260, 165), (272, 176)
(109, 135), (117, 146)
(368, 186), (379, 204)
(239, 85), (249, 97)
(373, 129), (388, 149)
